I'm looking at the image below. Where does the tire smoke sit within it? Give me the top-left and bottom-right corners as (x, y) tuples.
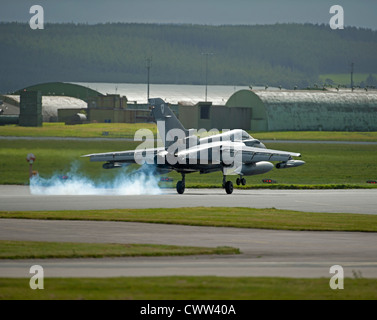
(29, 162), (162, 195)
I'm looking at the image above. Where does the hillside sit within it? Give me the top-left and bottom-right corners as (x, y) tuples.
(1, 22), (377, 92)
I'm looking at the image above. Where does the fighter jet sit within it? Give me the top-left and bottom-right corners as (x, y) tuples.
(83, 98), (305, 194)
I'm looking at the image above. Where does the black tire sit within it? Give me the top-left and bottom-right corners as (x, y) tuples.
(176, 181), (185, 194)
(241, 178), (246, 185)
(236, 178), (241, 186)
(225, 181), (233, 194)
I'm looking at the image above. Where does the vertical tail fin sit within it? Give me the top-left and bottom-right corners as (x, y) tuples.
(150, 98), (189, 149)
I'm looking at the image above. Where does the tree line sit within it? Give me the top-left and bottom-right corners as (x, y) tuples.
(1, 22), (377, 93)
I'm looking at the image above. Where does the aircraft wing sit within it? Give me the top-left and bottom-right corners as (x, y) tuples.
(84, 140), (300, 166)
(82, 147), (164, 163)
(82, 150), (136, 163)
(176, 140), (301, 163)
(238, 145), (301, 162)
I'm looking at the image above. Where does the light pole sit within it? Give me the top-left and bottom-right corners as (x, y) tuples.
(201, 52), (213, 102)
(26, 153), (36, 179)
(146, 57), (152, 102)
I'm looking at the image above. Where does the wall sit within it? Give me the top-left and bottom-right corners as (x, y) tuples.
(210, 106), (251, 131)
(88, 108), (152, 123)
(88, 94), (127, 109)
(19, 91), (42, 127)
(58, 108), (87, 123)
(178, 104), (199, 130)
(178, 102), (251, 131)
(226, 89), (268, 131)
(257, 91), (377, 131)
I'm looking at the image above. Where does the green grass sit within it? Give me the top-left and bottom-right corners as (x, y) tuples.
(0, 276), (376, 300)
(0, 138), (377, 186)
(0, 139), (140, 184)
(0, 240), (239, 259)
(1, 123), (377, 141)
(0, 122), (157, 138)
(189, 183), (373, 189)
(1, 207), (377, 232)
(319, 73), (377, 86)
(253, 131), (377, 142)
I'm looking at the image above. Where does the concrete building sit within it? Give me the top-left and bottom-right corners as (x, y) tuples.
(86, 94), (154, 123)
(178, 101), (251, 131)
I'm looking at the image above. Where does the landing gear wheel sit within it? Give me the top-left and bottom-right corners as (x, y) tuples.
(225, 181), (233, 194)
(241, 178), (246, 186)
(236, 178), (241, 186)
(176, 180), (185, 194)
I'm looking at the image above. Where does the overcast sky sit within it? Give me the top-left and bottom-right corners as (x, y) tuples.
(1, 0), (377, 30)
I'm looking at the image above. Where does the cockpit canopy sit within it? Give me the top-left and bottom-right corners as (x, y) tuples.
(213, 129), (252, 141)
(237, 130), (265, 148)
(197, 129), (265, 148)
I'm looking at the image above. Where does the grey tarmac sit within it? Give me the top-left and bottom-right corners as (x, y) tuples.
(1, 185), (376, 278)
(1, 218), (377, 278)
(1, 185), (377, 214)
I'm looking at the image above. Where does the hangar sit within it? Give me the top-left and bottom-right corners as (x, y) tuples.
(4, 82), (377, 132)
(225, 89), (377, 132)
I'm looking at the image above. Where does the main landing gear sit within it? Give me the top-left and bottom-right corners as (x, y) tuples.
(176, 173), (185, 194)
(236, 176), (246, 186)
(175, 173), (243, 195)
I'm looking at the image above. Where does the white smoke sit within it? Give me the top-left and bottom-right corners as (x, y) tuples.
(29, 162), (162, 196)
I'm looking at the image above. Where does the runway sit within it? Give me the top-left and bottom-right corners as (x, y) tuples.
(1, 219), (377, 278)
(1, 185), (377, 214)
(1, 185), (377, 279)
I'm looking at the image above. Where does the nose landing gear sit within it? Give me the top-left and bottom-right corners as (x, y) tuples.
(222, 175), (234, 194)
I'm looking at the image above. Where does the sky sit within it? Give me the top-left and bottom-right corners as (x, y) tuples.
(1, 0), (377, 30)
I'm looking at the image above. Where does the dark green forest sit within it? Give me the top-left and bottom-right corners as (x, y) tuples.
(1, 22), (377, 92)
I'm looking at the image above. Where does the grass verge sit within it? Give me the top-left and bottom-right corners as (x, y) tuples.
(0, 122), (157, 138)
(254, 131), (377, 142)
(1, 207), (377, 232)
(0, 276), (376, 300)
(1, 123), (377, 141)
(189, 183), (376, 189)
(0, 240), (239, 259)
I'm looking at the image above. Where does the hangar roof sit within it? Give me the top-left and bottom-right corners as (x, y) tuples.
(227, 89), (377, 109)
(3, 95), (87, 121)
(74, 82), (254, 105)
(254, 90), (377, 107)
